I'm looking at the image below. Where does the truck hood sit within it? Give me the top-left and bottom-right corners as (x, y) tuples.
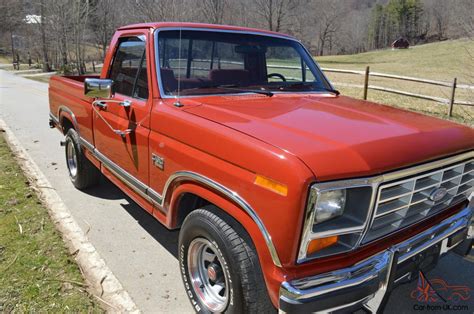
(183, 94), (474, 181)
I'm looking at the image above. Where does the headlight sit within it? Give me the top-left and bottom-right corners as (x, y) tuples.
(314, 190), (346, 224)
(298, 183), (373, 263)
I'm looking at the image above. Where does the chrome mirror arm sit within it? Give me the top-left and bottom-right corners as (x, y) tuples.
(91, 101), (134, 138)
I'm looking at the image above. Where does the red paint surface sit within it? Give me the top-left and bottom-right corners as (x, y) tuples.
(49, 22), (474, 308)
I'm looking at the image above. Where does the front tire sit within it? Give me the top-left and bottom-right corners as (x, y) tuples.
(179, 207), (275, 313)
(64, 129), (100, 190)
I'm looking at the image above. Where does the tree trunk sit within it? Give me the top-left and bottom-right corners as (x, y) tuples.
(40, 0), (51, 72)
(319, 38), (325, 56)
(268, 0), (273, 31)
(10, 31), (15, 58)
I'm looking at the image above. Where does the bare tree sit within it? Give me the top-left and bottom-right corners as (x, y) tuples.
(336, 8), (370, 55)
(1, 0), (473, 69)
(38, 0), (51, 72)
(90, 0), (117, 59)
(0, 0), (24, 59)
(48, 0), (74, 68)
(70, 0), (90, 74)
(425, 0), (450, 40)
(129, 0), (192, 22)
(454, 0), (473, 97)
(254, 0), (300, 32)
(200, 0), (228, 24)
(454, 0), (474, 37)
(312, 0), (345, 56)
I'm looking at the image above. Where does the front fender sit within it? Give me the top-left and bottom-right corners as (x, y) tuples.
(167, 182), (285, 307)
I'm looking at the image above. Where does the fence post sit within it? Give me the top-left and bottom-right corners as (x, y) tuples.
(448, 77), (457, 117)
(363, 66), (370, 100)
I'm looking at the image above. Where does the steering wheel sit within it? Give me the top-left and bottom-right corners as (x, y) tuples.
(267, 73), (287, 82)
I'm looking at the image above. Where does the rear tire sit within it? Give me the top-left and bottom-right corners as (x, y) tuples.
(64, 129), (100, 190)
(179, 206), (275, 313)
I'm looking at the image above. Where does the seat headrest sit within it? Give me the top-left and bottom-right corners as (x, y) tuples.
(160, 68), (178, 92)
(209, 69), (250, 85)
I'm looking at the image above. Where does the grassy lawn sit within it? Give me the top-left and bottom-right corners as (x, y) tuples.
(0, 134), (102, 312)
(316, 39), (474, 81)
(0, 55), (12, 64)
(26, 76), (52, 84)
(315, 39), (474, 126)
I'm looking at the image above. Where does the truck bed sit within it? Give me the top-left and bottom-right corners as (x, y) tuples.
(49, 75), (100, 143)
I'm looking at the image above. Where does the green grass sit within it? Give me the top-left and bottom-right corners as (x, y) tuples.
(26, 76), (52, 84)
(316, 39), (474, 82)
(0, 134), (102, 312)
(0, 55), (12, 64)
(314, 39), (474, 126)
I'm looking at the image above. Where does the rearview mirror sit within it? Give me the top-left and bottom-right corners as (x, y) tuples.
(234, 45), (267, 54)
(84, 78), (113, 98)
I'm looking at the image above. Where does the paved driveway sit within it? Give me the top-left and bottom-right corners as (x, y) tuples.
(1, 70), (472, 313)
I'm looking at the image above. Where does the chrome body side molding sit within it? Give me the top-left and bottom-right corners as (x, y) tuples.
(77, 137), (283, 267)
(78, 137), (165, 210)
(79, 137), (95, 152)
(147, 188), (163, 206)
(95, 149), (149, 196)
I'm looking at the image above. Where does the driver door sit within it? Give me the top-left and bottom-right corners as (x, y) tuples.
(92, 35), (152, 207)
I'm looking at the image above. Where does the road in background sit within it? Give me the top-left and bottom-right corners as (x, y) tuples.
(1, 70), (472, 313)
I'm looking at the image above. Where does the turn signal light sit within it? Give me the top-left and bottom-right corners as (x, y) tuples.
(307, 236), (338, 255)
(254, 175), (288, 196)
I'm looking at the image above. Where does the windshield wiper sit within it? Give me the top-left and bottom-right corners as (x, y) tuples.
(181, 84), (274, 97)
(274, 82), (314, 90)
(325, 88), (340, 96)
(275, 82), (340, 95)
(219, 84), (274, 97)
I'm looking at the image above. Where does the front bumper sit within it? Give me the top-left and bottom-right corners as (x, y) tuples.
(280, 202), (474, 313)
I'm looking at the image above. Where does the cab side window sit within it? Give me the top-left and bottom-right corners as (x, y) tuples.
(109, 37), (148, 99)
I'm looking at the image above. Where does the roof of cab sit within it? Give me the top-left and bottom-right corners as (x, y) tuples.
(117, 22), (295, 39)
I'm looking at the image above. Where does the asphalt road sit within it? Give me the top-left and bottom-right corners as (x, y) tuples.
(1, 70), (473, 314)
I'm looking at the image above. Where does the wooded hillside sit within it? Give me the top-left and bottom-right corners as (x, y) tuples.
(0, 0), (472, 74)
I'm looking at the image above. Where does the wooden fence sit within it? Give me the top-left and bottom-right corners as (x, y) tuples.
(148, 59), (474, 117)
(321, 66), (474, 117)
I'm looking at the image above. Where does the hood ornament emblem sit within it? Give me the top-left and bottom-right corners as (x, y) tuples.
(429, 187), (448, 202)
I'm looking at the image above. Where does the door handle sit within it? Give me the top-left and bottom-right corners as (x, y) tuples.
(93, 100), (107, 110)
(92, 99), (132, 110)
(120, 100), (132, 108)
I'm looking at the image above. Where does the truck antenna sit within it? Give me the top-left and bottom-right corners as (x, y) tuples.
(174, 28), (183, 107)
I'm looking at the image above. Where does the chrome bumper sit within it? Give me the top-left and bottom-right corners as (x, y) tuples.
(280, 202), (474, 313)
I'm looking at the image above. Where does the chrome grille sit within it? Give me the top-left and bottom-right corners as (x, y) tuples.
(363, 159), (473, 243)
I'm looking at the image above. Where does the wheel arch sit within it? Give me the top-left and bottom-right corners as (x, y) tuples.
(58, 106), (80, 135)
(163, 172), (281, 266)
(162, 170), (283, 266)
(168, 181), (282, 306)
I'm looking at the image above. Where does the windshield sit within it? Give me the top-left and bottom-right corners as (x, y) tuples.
(156, 30), (331, 97)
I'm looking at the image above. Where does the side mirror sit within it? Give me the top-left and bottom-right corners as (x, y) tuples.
(84, 78), (113, 98)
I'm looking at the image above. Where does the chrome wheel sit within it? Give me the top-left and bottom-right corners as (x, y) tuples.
(188, 238), (230, 312)
(66, 140), (78, 178)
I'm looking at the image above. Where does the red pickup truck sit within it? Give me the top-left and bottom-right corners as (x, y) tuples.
(49, 22), (474, 313)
